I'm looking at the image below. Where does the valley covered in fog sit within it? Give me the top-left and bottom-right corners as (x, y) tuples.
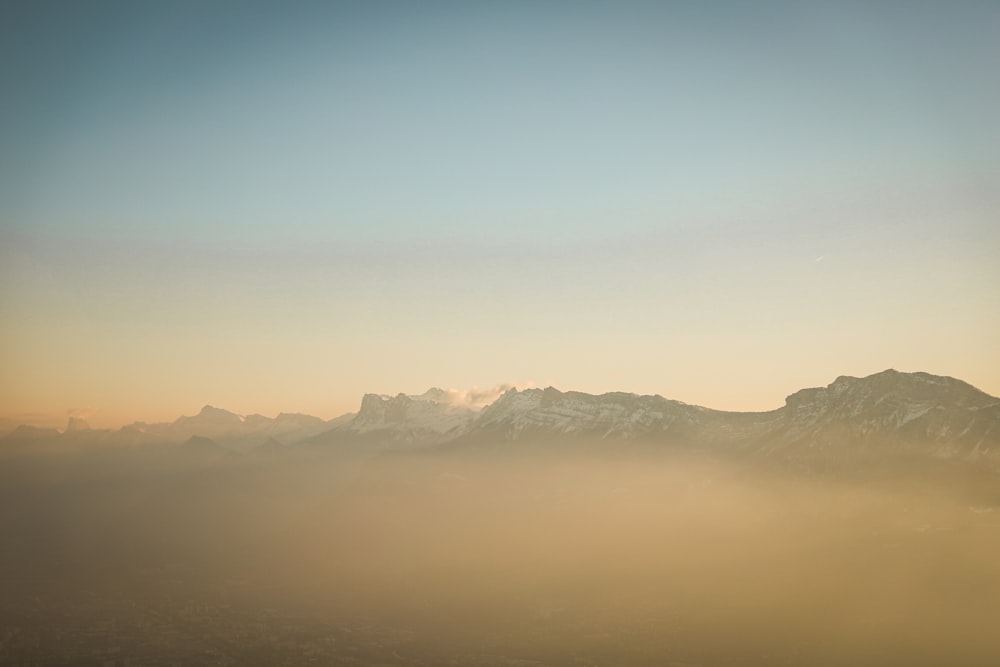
(3, 375), (1000, 666)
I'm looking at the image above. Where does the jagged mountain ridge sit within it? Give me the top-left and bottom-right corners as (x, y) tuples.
(0, 406), (335, 453)
(123, 407), (332, 452)
(347, 389), (478, 442)
(339, 370), (1000, 462)
(468, 387), (710, 441)
(3, 370), (998, 464)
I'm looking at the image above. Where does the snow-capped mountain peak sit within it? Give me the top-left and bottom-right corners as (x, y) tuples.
(344, 390), (480, 441)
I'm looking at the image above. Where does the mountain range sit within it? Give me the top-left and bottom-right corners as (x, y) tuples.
(3, 370), (999, 468)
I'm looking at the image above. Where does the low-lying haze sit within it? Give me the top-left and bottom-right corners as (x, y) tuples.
(3, 441), (999, 666)
(2, 370), (999, 664)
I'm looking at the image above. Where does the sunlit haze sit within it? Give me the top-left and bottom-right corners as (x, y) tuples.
(2, 5), (1000, 661)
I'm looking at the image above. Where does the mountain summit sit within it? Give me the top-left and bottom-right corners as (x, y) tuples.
(346, 391), (478, 443)
(449, 370), (1000, 460)
(773, 369), (999, 453)
(300, 370), (999, 466)
(3, 370), (997, 467)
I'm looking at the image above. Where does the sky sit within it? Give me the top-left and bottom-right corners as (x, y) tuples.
(1, 1), (998, 428)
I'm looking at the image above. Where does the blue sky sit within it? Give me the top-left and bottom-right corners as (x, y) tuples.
(2, 1), (998, 425)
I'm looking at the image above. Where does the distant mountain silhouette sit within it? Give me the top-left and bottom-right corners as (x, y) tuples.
(316, 370), (1000, 466)
(755, 369), (1000, 459)
(116, 406), (331, 452)
(3, 370), (998, 467)
(448, 370), (1000, 463)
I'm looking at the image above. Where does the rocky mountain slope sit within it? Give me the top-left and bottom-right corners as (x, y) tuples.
(758, 370), (1000, 459)
(452, 370), (1000, 462)
(3, 370), (998, 466)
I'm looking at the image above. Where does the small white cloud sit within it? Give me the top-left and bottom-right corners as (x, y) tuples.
(446, 384), (514, 408)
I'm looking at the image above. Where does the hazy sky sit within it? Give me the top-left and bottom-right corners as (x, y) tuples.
(2, 1), (998, 427)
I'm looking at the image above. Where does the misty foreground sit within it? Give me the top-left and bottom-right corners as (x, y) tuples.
(3, 449), (1000, 666)
(2, 371), (1000, 666)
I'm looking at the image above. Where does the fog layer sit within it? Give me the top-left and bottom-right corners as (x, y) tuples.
(2, 445), (999, 665)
